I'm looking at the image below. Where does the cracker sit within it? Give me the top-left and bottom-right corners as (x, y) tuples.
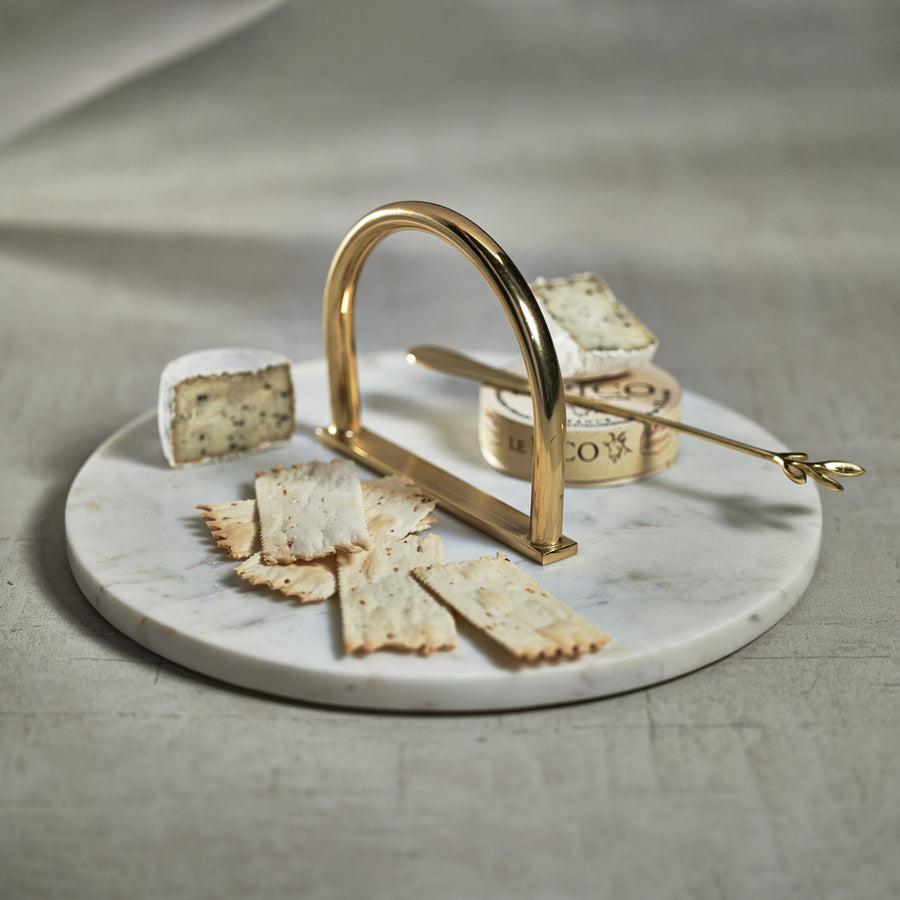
(414, 553), (609, 661)
(196, 500), (259, 559)
(360, 474), (437, 542)
(198, 474), (435, 563)
(338, 533), (455, 655)
(255, 460), (370, 564)
(234, 552), (336, 602)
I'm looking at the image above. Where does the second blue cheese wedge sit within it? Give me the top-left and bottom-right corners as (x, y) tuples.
(531, 273), (658, 379)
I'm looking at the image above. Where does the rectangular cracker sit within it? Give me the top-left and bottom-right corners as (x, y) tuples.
(255, 460), (370, 564)
(234, 552), (336, 602)
(414, 553), (609, 662)
(338, 533), (455, 655)
(196, 500), (259, 559)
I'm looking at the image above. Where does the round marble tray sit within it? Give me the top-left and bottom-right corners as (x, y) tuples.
(65, 353), (822, 712)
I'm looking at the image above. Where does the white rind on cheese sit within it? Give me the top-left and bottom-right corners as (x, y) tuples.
(157, 347), (296, 467)
(531, 273), (658, 380)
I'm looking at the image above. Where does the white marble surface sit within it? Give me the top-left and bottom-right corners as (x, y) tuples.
(66, 354), (822, 711)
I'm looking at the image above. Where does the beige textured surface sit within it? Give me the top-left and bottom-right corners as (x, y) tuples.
(0, 2), (897, 898)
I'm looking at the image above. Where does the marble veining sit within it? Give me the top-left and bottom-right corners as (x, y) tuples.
(64, 354), (822, 712)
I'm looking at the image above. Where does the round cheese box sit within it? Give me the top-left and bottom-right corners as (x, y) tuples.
(478, 363), (682, 486)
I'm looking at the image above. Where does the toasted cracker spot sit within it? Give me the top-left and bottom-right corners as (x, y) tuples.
(196, 500), (259, 559)
(414, 553), (609, 662)
(338, 533), (455, 655)
(255, 460), (370, 564)
(361, 474), (438, 542)
(235, 552), (336, 602)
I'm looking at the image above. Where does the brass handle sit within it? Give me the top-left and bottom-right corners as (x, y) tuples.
(320, 201), (574, 558)
(408, 344), (866, 492)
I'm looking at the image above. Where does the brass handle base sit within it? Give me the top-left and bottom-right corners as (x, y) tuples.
(317, 426), (577, 564)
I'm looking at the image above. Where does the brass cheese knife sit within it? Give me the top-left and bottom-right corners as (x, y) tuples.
(407, 344), (865, 492)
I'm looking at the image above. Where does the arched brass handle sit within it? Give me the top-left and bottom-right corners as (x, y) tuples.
(317, 201), (576, 563)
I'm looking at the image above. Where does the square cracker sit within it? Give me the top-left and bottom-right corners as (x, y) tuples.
(338, 533), (455, 655)
(414, 553), (609, 662)
(196, 500), (259, 559)
(255, 460), (370, 564)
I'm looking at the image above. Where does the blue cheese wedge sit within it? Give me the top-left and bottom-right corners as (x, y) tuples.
(158, 348), (296, 467)
(531, 273), (658, 379)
